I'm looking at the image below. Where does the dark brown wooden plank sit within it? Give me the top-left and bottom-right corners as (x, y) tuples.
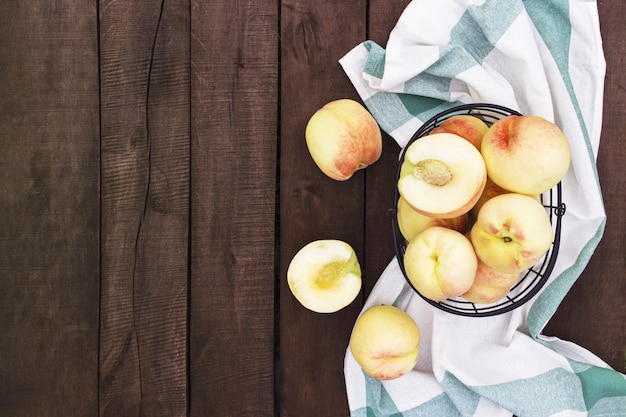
(188, 1), (278, 415)
(98, 1), (190, 415)
(363, 1), (411, 297)
(0, 1), (100, 416)
(361, 138), (400, 297)
(544, 0), (626, 373)
(279, 1), (368, 415)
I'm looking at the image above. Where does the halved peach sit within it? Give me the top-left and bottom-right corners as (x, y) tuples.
(398, 133), (487, 219)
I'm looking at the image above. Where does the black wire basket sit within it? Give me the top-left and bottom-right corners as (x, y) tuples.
(390, 103), (566, 317)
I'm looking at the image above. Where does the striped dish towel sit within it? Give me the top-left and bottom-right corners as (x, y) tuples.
(339, 1), (626, 416)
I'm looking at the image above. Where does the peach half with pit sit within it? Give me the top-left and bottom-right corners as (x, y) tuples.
(287, 239), (361, 313)
(349, 304), (421, 380)
(305, 99), (382, 181)
(397, 133), (487, 219)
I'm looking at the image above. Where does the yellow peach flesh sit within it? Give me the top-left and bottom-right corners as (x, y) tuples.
(398, 133), (486, 219)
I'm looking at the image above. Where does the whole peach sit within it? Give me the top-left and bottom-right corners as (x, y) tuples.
(397, 196), (469, 241)
(305, 99), (382, 181)
(470, 193), (553, 274)
(429, 114), (488, 150)
(404, 226), (478, 301)
(481, 115), (570, 195)
(349, 305), (420, 380)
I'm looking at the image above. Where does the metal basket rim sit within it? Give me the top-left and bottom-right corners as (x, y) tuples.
(391, 103), (565, 317)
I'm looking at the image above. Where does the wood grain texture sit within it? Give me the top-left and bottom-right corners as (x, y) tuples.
(279, 1), (368, 415)
(544, 0), (626, 373)
(189, 1), (278, 415)
(0, 1), (100, 416)
(0, 0), (623, 415)
(99, 0), (190, 415)
(362, 1), (410, 297)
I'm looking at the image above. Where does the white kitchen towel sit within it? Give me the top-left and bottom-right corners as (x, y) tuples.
(339, 1), (626, 416)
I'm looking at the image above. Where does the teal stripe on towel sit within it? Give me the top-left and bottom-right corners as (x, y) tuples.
(588, 396), (626, 417)
(523, 0), (572, 78)
(399, 393), (464, 417)
(399, 0), (523, 104)
(440, 372), (481, 417)
(363, 372), (402, 415)
(425, 0), (522, 80)
(471, 367), (587, 416)
(352, 391), (465, 417)
(364, 93), (418, 134)
(359, 371), (465, 417)
(449, 0), (523, 64)
(362, 41), (386, 80)
(525, 0), (607, 335)
(576, 364), (626, 410)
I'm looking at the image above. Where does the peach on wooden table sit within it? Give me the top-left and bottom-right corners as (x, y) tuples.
(349, 305), (421, 380)
(305, 98), (382, 181)
(287, 239), (362, 313)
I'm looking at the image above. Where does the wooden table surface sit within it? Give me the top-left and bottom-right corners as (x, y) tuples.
(0, 1), (623, 416)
